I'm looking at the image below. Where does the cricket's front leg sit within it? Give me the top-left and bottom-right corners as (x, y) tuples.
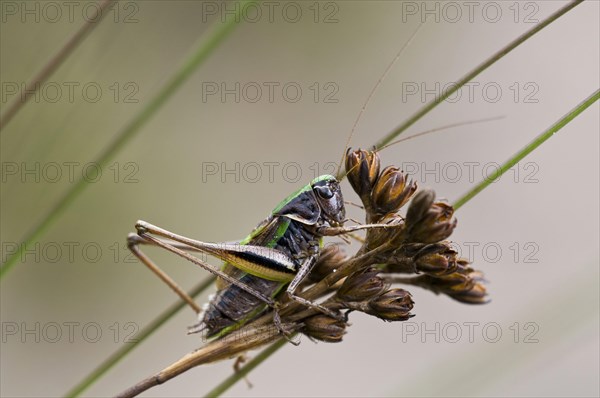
(316, 223), (395, 236)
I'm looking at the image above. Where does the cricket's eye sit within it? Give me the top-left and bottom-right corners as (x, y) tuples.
(314, 185), (334, 199)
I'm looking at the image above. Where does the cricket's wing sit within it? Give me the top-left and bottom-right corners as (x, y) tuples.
(217, 215), (285, 289)
(211, 216), (298, 285)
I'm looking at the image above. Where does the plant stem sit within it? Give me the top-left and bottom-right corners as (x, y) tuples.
(0, 0), (117, 132)
(65, 277), (215, 397)
(453, 89), (599, 210)
(115, 325), (294, 398)
(0, 0), (257, 279)
(373, 0), (584, 149)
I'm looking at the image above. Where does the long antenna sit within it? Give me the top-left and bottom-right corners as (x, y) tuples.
(336, 22), (424, 178)
(377, 116), (505, 152)
(337, 116), (504, 182)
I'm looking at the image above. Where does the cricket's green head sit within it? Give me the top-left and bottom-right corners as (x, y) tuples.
(311, 175), (345, 227)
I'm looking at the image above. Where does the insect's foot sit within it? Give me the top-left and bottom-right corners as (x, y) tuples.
(273, 311), (300, 346)
(187, 323), (205, 335)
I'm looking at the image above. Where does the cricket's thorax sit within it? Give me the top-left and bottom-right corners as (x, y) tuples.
(196, 217), (322, 337)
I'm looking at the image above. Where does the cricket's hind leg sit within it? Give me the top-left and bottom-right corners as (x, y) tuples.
(131, 220), (304, 342)
(127, 233), (201, 314)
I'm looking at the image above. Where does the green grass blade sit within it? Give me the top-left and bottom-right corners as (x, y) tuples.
(373, 0), (584, 149)
(453, 89), (599, 210)
(66, 277), (215, 397)
(0, 0), (117, 132)
(0, 0), (257, 279)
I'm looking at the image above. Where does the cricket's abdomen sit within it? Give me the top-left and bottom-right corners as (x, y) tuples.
(195, 218), (320, 338)
(199, 274), (282, 337)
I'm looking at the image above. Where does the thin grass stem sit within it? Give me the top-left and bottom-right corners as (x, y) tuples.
(373, 0), (584, 149)
(453, 89), (599, 210)
(0, 0), (117, 132)
(65, 277), (215, 397)
(0, 0), (257, 279)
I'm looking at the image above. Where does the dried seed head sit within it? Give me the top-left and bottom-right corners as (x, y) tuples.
(451, 280), (488, 304)
(406, 189), (435, 223)
(307, 244), (347, 283)
(451, 269), (488, 304)
(413, 268), (489, 304)
(406, 189), (457, 243)
(379, 242), (423, 273)
(371, 166), (417, 217)
(337, 267), (388, 302)
(303, 314), (346, 343)
(368, 288), (414, 321)
(345, 148), (380, 202)
(414, 242), (459, 276)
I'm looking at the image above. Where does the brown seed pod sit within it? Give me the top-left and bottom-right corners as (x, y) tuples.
(406, 189), (457, 243)
(345, 148), (380, 205)
(337, 267), (388, 302)
(302, 314), (347, 343)
(371, 166), (417, 217)
(367, 288), (414, 321)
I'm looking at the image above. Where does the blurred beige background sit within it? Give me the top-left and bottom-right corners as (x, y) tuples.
(1, 1), (598, 397)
